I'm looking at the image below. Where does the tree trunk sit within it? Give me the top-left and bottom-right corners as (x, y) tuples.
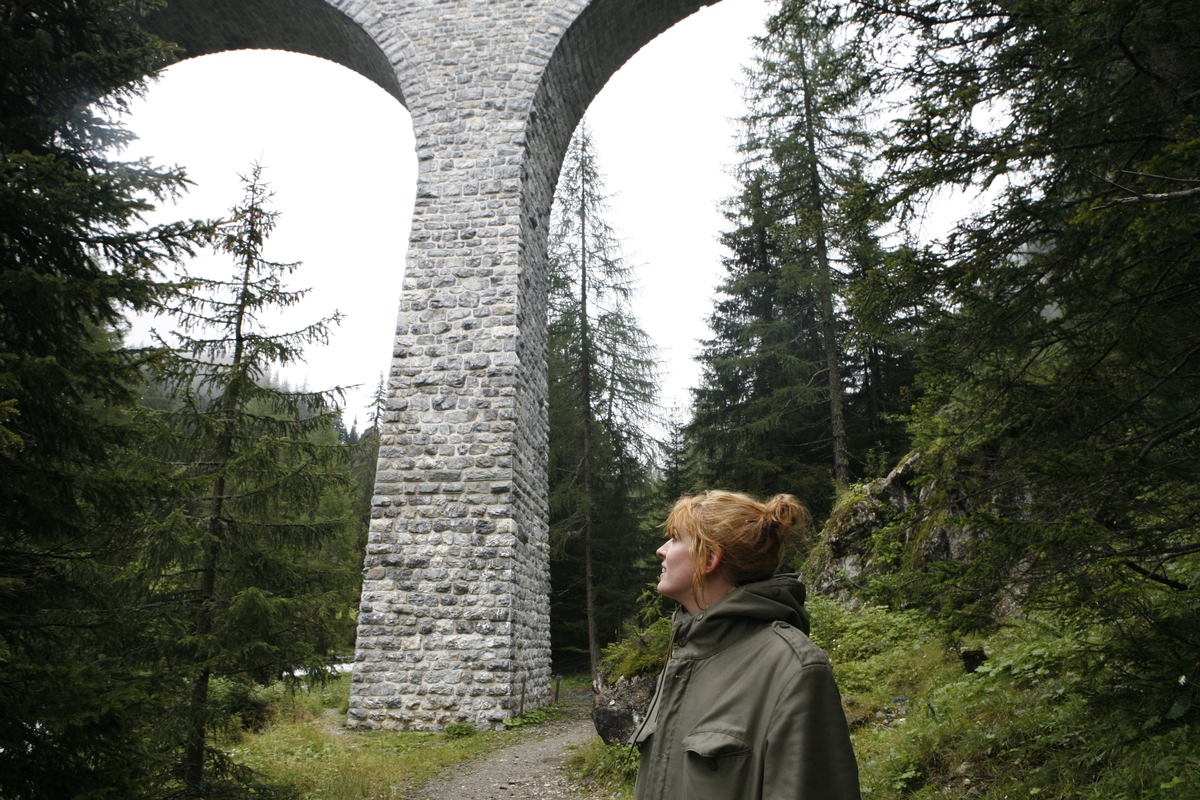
(798, 37), (850, 486)
(578, 176), (601, 688)
(182, 545), (216, 796)
(185, 243), (252, 794)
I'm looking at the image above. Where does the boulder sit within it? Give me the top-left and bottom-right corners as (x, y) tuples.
(591, 674), (657, 745)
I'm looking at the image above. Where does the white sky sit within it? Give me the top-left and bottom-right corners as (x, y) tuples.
(122, 0), (771, 427)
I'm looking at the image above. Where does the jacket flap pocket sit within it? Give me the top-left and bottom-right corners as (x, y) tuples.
(681, 730), (750, 758)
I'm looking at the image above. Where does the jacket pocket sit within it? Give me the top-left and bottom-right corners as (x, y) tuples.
(681, 730), (754, 797)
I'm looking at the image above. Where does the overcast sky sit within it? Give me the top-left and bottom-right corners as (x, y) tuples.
(122, 0), (771, 426)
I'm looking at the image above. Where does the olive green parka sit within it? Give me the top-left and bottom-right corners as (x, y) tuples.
(632, 575), (860, 800)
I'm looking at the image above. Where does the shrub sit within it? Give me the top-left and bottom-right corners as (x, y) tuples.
(599, 616), (673, 681)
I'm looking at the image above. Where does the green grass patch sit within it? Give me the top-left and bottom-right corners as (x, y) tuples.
(224, 672), (583, 799)
(229, 717), (501, 799)
(564, 737), (638, 799)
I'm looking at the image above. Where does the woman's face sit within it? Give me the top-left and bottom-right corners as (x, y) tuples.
(656, 527), (701, 613)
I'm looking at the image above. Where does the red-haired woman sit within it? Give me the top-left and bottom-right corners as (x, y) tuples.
(632, 490), (860, 800)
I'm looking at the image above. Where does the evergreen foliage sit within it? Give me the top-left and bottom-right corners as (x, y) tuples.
(0, 2), (211, 796)
(141, 165), (360, 796)
(691, 173), (832, 505)
(840, 0), (1200, 693)
(652, 409), (700, 514)
(4, 0), (1198, 795)
(616, 0), (1200, 794)
(691, 0), (916, 513)
(343, 375), (385, 553)
(546, 121), (661, 680)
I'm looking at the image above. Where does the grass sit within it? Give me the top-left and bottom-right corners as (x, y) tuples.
(847, 618), (1200, 799)
(574, 597), (1200, 799)
(563, 736), (637, 799)
(224, 673), (592, 799)
(221, 610), (1200, 799)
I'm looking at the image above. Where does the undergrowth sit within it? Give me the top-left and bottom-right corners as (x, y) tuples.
(577, 596), (1200, 799)
(224, 673), (584, 799)
(216, 604), (1200, 798)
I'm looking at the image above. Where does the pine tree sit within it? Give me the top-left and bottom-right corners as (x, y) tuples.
(546, 121), (660, 683)
(656, 407), (699, 510)
(692, 173), (831, 506)
(347, 374), (387, 551)
(691, 0), (898, 506)
(849, 0), (1200, 686)
(143, 165), (356, 795)
(0, 3), (209, 796)
(756, 5), (863, 484)
(837, 172), (923, 471)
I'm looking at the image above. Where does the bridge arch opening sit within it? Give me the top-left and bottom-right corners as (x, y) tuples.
(581, 0), (767, 410)
(144, 0), (406, 104)
(123, 49), (416, 423)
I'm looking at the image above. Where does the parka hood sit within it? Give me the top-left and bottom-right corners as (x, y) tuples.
(672, 573), (810, 651)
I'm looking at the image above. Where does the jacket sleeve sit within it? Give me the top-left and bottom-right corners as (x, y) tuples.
(763, 660), (861, 800)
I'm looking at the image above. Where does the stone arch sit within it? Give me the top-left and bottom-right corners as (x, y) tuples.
(144, 0), (724, 730)
(144, 0), (407, 104)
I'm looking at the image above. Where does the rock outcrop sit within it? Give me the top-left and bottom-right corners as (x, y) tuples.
(591, 674), (657, 746)
(811, 451), (976, 596)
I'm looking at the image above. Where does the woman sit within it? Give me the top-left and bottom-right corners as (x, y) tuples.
(632, 490), (861, 800)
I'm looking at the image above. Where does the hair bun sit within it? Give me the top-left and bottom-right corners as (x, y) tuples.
(765, 493), (809, 535)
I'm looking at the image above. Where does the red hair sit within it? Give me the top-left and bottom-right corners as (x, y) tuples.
(664, 490), (811, 609)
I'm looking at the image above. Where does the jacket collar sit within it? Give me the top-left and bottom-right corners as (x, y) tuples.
(671, 574), (809, 652)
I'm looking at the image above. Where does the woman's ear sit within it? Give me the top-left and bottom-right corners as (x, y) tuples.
(703, 548), (723, 576)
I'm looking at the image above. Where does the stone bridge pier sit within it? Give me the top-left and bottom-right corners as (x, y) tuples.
(147, 0), (717, 729)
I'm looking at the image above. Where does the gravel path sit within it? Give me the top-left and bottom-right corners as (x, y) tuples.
(409, 708), (616, 800)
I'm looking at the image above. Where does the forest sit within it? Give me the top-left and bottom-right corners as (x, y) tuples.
(2, 0), (1197, 797)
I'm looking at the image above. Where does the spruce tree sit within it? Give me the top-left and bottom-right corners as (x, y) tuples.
(143, 165), (356, 795)
(656, 407), (699, 512)
(0, 3), (208, 796)
(691, 0), (901, 506)
(692, 173), (830, 506)
(848, 0), (1200, 689)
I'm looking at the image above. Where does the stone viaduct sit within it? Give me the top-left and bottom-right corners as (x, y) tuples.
(147, 0), (719, 729)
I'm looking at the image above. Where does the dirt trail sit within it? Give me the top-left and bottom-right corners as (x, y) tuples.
(409, 705), (616, 800)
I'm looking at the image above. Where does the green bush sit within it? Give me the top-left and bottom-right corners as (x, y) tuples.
(210, 676), (284, 733)
(599, 616), (673, 681)
(807, 596), (934, 660)
(504, 707), (553, 729)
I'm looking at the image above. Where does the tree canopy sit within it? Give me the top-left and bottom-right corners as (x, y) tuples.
(546, 121), (661, 681)
(0, 2), (210, 795)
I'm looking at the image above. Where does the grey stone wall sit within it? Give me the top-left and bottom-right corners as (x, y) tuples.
(147, 0), (716, 729)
